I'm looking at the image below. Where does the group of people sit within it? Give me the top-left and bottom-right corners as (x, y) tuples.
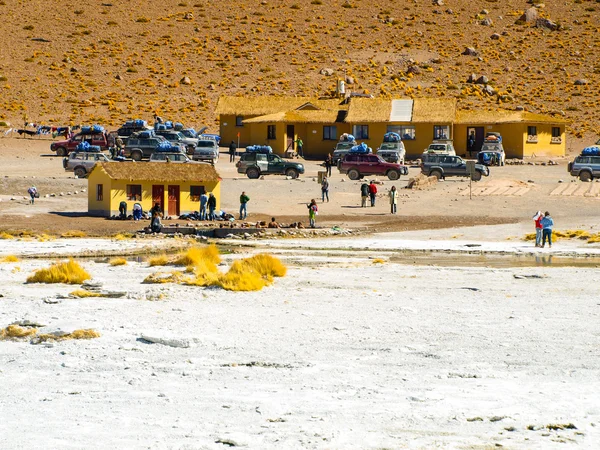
(533, 211), (554, 248)
(199, 192), (218, 221)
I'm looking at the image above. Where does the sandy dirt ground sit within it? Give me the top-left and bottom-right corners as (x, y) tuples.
(0, 237), (599, 449)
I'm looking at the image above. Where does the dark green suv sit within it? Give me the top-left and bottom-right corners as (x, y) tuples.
(124, 135), (169, 160)
(421, 154), (489, 181)
(236, 152), (305, 179)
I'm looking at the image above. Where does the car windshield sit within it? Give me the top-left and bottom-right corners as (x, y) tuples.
(379, 143), (398, 150)
(429, 144), (446, 151)
(337, 143), (354, 150)
(197, 141), (215, 148)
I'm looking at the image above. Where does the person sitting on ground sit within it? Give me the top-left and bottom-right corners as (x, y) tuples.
(119, 201), (127, 219)
(133, 203), (143, 221)
(150, 212), (162, 233)
(150, 202), (162, 218)
(268, 217), (280, 228)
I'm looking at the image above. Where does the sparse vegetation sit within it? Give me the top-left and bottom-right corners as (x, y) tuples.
(26, 259), (91, 284)
(1, 255), (20, 263)
(61, 230), (87, 238)
(70, 289), (102, 298)
(109, 257), (127, 266)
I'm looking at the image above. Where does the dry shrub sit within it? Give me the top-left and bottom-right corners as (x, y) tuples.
(113, 233), (133, 240)
(109, 257), (127, 266)
(36, 329), (100, 342)
(0, 231), (14, 239)
(70, 289), (102, 298)
(61, 230), (87, 238)
(143, 271), (186, 284)
(523, 232), (536, 241)
(215, 270), (267, 291)
(587, 233), (600, 244)
(0, 324), (38, 340)
(228, 253), (287, 281)
(148, 254), (169, 266)
(36, 234), (55, 242)
(1, 255), (19, 263)
(372, 258), (385, 264)
(27, 259), (91, 284)
(173, 244), (221, 269)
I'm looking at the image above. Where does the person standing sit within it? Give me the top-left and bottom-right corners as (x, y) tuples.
(28, 186), (38, 205)
(468, 132), (476, 157)
(307, 199), (318, 228)
(199, 192), (209, 220)
(150, 202), (162, 218)
(321, 176), (329, 202)
(360, 182), (369, 207)
(207, 193), (217, 221)
(229, 140), (237, 163)
(368, 181), (378, 207)
(540, 211), (554, 248)
(295, 137), (303, 158)
(239, 191), (249, 220)
(115, 136), (124, 159)
(325, 154), (333, 177)
(388, 186), (398, 214)
(533, 211), (543, 247)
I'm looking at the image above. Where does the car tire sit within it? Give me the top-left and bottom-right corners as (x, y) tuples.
(430, 170), (443, 180)
(246, 167), (260, 179)
(387, 170), (400, 181)
(56, 147), (67, 157)
(347, 169), (360, 180)
(74, 167), (87, 178)
(580, 171), (592, 182)
(472, 171), (482, 181)
(131, 150), (142, 161)
(285, 168), (299, 179)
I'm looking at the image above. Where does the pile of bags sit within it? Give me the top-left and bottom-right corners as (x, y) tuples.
(81, 124), (104, 134)
(383, 132), (401, 143)
(349, 142), (371, 154)
(76, 141), (101, 152)
(246, 145), (272, 153)
(155, 141), (179, 152)
(340, 133), (356, 143)
(581, 146), (600, 156)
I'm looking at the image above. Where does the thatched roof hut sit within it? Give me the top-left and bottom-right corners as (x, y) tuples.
(90, 162), (221, 182)
(455, 109), (569, 125)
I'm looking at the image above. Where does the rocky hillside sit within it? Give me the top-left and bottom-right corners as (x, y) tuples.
(0, 0), (598, 139)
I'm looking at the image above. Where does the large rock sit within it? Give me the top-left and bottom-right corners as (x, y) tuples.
(574, 79), (588, 86)
(180, 76), (191, 85)
(320, 68), (334, 76)
(475, 75), (489, 85)
(518, 7), (538, 24)
(462, 47), (478, 57)
(140, 333), (197, 348)
(480, 18), (493, 27)
(536, 18), (559, 31)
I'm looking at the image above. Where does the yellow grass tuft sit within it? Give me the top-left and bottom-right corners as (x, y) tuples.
(70, 289), (102, 298)
(36, 234), (55, 242)
(143, 271), (186, 284)
(523, 232), (536, 241)
(61, 230), (87, 238)
(228, 254), (287, 280)
(173, 244), (221, 268)
(148, 255), (169, 266)
(36, 329), (100, 342)
(372, 258), (385, 264)
(214, 271), (267, 291)
(27, 259), (91, 284)
(109, 257), (127, 266)
(587, 234), (600, 244)
(0, 325), (38, 340)
(0, 232), (14, 239)
(1, 255), (20, 263)
(113, 233), (134, 240)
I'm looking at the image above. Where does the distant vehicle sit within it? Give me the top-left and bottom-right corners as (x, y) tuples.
(236, 152), (305, 179)
(116, 119), (151, 138)
(124, 134), (169, 161)
(377, 142), (406, 164)
(63, 150), (110, 178)
(193, 139), (219, 165)
(50, 130), (111, 156)
(568, 153), (600, 181)
(338, 153), (408, 181)
(332, 141), (356, 164)
(149, 152), (199, 163)
(420, 154), (489, 181)
(199, 133), (221, 145)
(423, 140), (456, 157)
(477, 132), (505, 166)
(154, 130), (198, 154)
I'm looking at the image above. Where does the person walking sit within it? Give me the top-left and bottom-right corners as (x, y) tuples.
(207, 193), (217, 221)
(321, 176), (330, 202)
(360, 182), (369, 207)
(540, 211), (554, 248)
(27, 186), (38, 205)
(229, 140), (237, 162)
(388, 186), (398, 214)
(199, 192), (209, 220)
(307, 199), (318, 228)
(368, 181), (378, 207)
(533, 211), (543, 247)
(295, 137), (303, 158)
(325, 154), (333, 177)
(239, 191), (249, 220)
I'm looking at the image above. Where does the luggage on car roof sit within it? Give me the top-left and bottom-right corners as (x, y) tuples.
(383, 132), (401, 143)
(581, 146), (600, 156)
(349, 142), (370, 154)
(246, 145), (272, 153)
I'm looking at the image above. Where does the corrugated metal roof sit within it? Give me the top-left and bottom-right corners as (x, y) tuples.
(389, 99), (413, 122)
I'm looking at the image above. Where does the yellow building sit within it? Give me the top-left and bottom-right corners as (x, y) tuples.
(87, 162), (221, 217)
(215, 95), (568, 159)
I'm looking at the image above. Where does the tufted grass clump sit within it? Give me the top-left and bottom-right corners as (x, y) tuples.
(27, 259), (91, 284)
(0, 324), (38, 340)
(70, 289), (102, 298)
(148, 254), (169, 266)
(0, 231), (14, 239)
(372, 258), (385, 264)
(173, 244), (221, 269)
(1, 255), (19, 263)
(109, 257), (127, 266)
(36, 329), (100, 342)
(143, 270), (186, 284)
(228, 253), (287, 281)
(61, 230), (87, 238)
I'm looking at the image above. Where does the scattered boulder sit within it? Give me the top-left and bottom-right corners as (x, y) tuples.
(433, 0), (444, 5)
(140, 333), (196, 348)
(518, 7), (538, 24)
(480, 18), (493, 27)
(490, 33), (501, 40)
(320, 68), (334, 76)
(574, 79), (588, 86)
(407, 65), (421, 75)
(475, 75), (489, 85)
(467, 73), (478, 83)
(115, 74), (123, 80)
(483, 85), (495, 96)
(345, 75), (354, 85)
(180, 76), (191, 85)
(462, 47), (478, 57)
(515, 105), (525, 111)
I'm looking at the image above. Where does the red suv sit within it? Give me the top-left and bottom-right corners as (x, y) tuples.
(50, 131), (112, 156)
(338, 153), (408, 180)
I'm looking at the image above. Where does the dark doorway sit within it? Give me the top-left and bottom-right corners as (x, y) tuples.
(286, 125), (295, 152)
(152, 185), (164, 212)
(168, 185), (180, 216)
(467, 127), (485, 157)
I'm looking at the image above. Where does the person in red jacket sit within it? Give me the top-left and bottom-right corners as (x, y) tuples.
(368, 181), (378, 207)
(533, 211), (543, 247)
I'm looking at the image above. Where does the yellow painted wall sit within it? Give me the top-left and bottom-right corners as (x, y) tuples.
(454, 124), (525, 158)
(523, 124), (565, 158)
(88, 171), (220, 217)
(219, 114), (253, 148)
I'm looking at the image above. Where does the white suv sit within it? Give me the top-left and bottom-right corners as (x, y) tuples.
(63, 151), (110, 178)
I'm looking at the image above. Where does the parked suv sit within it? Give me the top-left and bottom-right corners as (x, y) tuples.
(568, 155), (600, 181)
(155, 130), (197, 154)
(423, 140), (456, 156)
(421, 154), (489, 181)
(236, 152), (305, 179)
(332, 141), (357, 164)
(51, 131), (111, 156)
(193, 139), (219, 164)
(149, 152), (197, 163)
(63, 151), (110, 178)
(338, 153), (408, 181)
(124, 134), (169, 160)
(377, 142), (406, 164)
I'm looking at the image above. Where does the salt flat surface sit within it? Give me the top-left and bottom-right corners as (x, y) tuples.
(0, 239), (599, 449)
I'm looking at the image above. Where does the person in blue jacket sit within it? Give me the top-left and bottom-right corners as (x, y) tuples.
(540, 211), (554, 248)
